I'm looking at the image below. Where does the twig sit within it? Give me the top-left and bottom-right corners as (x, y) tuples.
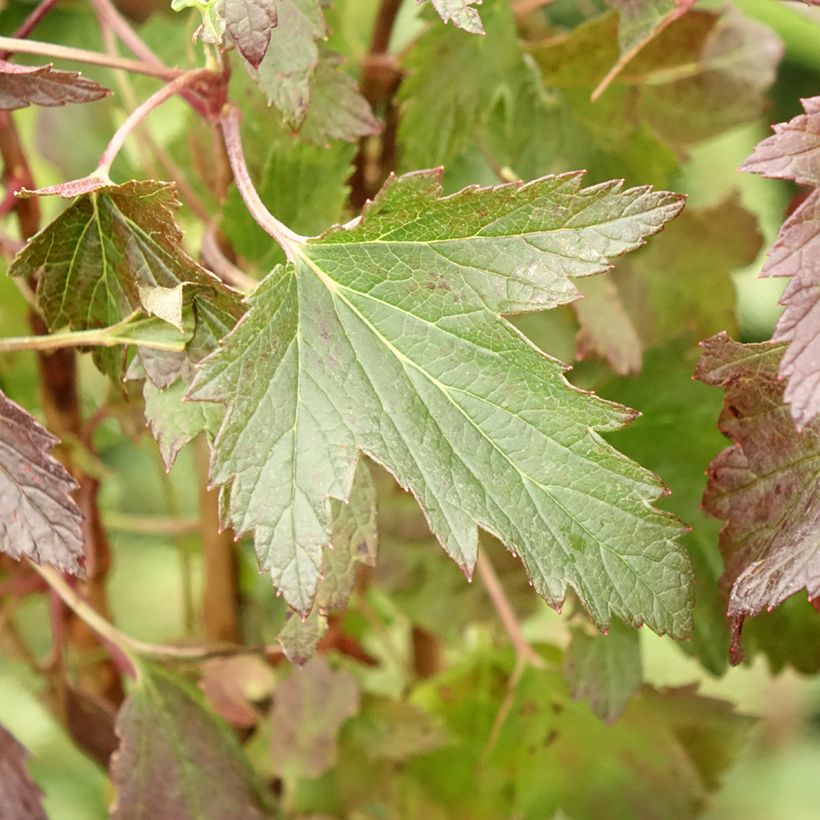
(476, 550), (545, 668)
(97, 69), (210, 175)
(218, 107), (305, 259)
(104, 512), (200, 536)
(90, 0), (164, 66)
(512, 0), (556, 21)
(31, 562), (263, 662)
(0, 36), (184, 80)
(0, 315), (187, 354)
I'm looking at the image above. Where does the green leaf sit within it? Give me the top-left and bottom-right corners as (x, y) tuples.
(597, 342), (730, 674)
(564, 619), (642, 722)
(10, 181), (223, 378)
(0, 388), (84, 576)
(695, 334), (820, 664)
(277, 608), (328, 665)
(110, 661), (273, 819)
(397, 0), (527, 170)
(411, 652), (753, 819)
(0, 724), (47, 820)
(224, 0), (278, 68)
(0, 60), (110, 111)
(191, 167), (692, 634)
(269, 657), (360, 782)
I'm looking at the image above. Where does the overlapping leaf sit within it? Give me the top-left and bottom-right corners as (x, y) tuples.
(0, 60), (110, 110)
(564, 619), (642, 722)
(110, 661), (273, 819)
(741, 97), (820, 427)
(429, 0), (485, 35)
(224, 0), (278, 68)
(9, 180), (225, 377)
(0, 388), (84, 576)
(696, 334), (820, 663)
(190, 166), (693, 636)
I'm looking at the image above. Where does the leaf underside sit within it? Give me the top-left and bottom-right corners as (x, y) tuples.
(190, 167), (693, 638)
(0, 388), (84, 576)
(0, 60), (110, 111)
(696, 334), (820, 663)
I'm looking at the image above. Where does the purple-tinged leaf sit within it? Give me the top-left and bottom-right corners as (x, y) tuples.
(695, 333), (820, 664)
(742, 98), (820, 427)
(0, 725), (47, 820)
(225, 0), (278, 68)
(0, 60), (109, 111)
(0, 388), (84, 576)
(110, 661), (273, 819)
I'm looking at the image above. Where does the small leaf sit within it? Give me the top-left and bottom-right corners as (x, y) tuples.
(564, 619), (642, 722)
(10, 181), (224, 378)
(0, 60), (110, 111)
(252, 0), (327, 126)
(277, 609), (328, 665)
(428, 0), (485, 35)
(270, 657), (359, 781)
(0, 725), (47, 820)
(695, 334), (820, 662)
(110, 661), (273, 819)
(0, 388), (84, 576)
(225, 0), (278, 68)
(741, 97), (820, 427)
(191, 167), (692, 634)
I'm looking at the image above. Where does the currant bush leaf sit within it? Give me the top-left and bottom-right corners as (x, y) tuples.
(277, 609), (328, 665)
(10, 181), (224, 378)
(741, 97), (820, 427)
(0, 388), (84, 576)
(110, 661), (273, 819)
(224, 0), (278, 68)
(695, 334), (820, 662)
(0, 60), (110, 110)
(190, 167), (692, 634)
(564, 619), (642, 722)
(0, 725), (47, 820)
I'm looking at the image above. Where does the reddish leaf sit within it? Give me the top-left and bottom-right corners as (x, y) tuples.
(695, 334), (820, 663)
(225, 0), (278, 68)
(0, 388), (84, 576)
(0, 60), (110, 110)
(742, 97), (820, 427)
(0, 726), (46, 820)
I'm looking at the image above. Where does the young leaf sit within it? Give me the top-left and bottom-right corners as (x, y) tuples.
(0, 60), (110, 111)
(191, 166), (693, 635)
(0, 725), (47, 820)
(224, 0), (278, 69)
(277, 609), (328, 665)
(110, 661), (272, 819)
(695, 334), (820, 663)
(0, 388), (84, 576)
(269, 657), (360, 782)
(741, 97), (820, 427)
(564, 619), (642, 722)
(10, 181), (224, 378)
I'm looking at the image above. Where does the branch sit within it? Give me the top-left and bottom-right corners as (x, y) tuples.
(97, 70), (210, 175)
(0, 36), (183, 80)
(90, 0), (164, 66)
(218, 107), (305, 258)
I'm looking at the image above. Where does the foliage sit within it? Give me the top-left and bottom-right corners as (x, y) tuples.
(0, 0), (818, 817)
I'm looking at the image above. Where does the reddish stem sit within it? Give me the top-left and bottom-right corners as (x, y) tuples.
(0, 0), (60, 59)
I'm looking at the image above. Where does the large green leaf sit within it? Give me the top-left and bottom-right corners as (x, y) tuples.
(190, 167), (693, 635)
